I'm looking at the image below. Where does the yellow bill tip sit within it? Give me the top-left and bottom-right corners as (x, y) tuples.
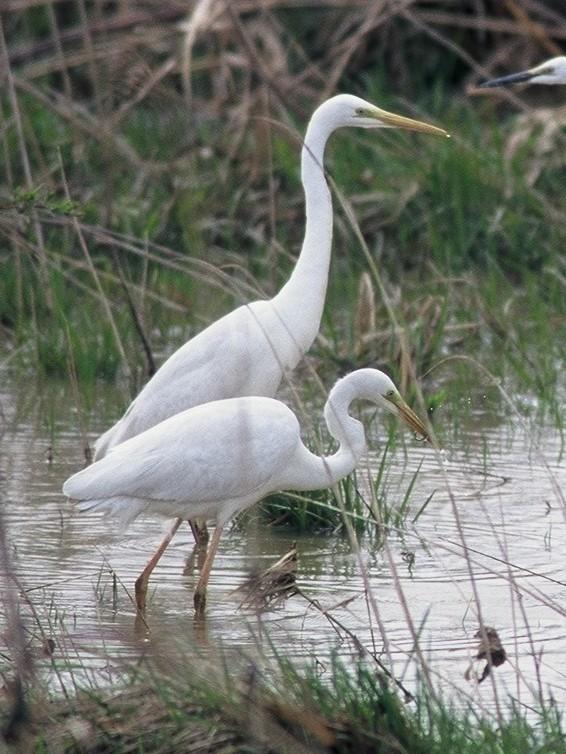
(371, 106), (450, 139)
(386, 392), (433, 444)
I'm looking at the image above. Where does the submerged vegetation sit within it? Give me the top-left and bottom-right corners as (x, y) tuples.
(2, 1), (566, 752)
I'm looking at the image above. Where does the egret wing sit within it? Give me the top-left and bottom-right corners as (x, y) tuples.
(66, 397), (300, 505)
(95, 301), (284, 455)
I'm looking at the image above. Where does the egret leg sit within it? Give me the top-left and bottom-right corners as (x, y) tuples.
(193, 523), (224, 615)
(183, 536), (208, 578)
(189, 518), (209, 547)
(135, 518), (183, 612)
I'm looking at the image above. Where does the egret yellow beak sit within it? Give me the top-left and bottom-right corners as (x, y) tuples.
(386, 392), (432, 442)
(359, 106), (450, 138)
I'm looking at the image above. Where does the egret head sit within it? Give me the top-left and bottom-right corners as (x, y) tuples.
(481, 56), (566, 88)
(317, 94), (449, 137)
(379, 381), (432, 443)
(344, 369), (432, 442)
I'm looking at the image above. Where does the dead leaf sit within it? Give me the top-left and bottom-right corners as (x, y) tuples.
(235, 544), (298, 610)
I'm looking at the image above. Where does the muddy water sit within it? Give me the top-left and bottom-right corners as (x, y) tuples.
(1, 377), (565, 712)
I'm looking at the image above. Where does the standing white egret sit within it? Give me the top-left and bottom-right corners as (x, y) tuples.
(91, 94), (447, 558)
(63, 368), (431, 613)
(481, 56), (566, 88)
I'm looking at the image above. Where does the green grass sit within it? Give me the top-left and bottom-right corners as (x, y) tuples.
(5, 650), (563, 753)
(231, 426), (432, 537)
(2, 85), (565, 389)
(258, 477), (367, 534)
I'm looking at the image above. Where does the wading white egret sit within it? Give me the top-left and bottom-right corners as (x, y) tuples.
(63, 368), (430, 613)
(94, 96), (445, 462)
(90, 94), (446, 560)
(94, 94), (448, 482)
(481, 56), (566, 88)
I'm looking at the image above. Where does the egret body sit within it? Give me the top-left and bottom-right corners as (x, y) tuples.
(82, 94), (446, 581)
(94, 96), (446, 458)
(64, 369), (430, 613)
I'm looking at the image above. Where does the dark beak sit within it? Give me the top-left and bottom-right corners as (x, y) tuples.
(480, 70), (535, 88)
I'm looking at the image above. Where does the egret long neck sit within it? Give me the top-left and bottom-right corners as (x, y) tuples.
(274, 116), (333, 341)
(301, 372), (371, 490)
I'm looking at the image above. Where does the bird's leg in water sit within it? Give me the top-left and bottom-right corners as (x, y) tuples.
(183, 537), (208, 578)
(135, 518), (183, 611)
(193, 523), (224, 615)
(189, 518), (209, 547)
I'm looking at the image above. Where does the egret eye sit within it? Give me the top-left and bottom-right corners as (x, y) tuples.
(355, 107), (365, 115)
(385, 390), (395, 398)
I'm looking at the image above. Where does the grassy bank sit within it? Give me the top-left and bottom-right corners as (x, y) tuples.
(2, 649), (564, 753)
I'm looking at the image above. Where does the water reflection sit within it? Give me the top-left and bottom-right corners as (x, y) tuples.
(1, 377), (565, 711)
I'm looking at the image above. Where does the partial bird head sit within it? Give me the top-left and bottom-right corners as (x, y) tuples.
(328, 368), (432, 443)
(481, 56), (566, 88)
(376, 373), (432, 443)
(316, 94), (449, 137)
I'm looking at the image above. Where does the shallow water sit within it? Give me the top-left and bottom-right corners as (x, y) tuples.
(1, 376), (565, 714)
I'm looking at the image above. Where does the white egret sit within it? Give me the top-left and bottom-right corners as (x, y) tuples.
(89, 95), (447, 552)
(64, 369), (430, 613)
(481, 56), (566, 88)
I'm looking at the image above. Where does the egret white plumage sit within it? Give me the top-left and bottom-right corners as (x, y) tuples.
(63, 368), (430, 613)
(481, 56), (566, 88)
(90, 94), (447, 548)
